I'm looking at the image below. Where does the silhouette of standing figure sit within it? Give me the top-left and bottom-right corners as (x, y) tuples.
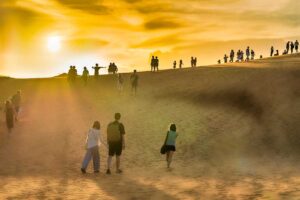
(218, 59), (221, 64)
(286, 41), (290, 54)
(246, 46), (250, 61)
(173, 61), (177, 69)
(295, 40), (299, 53)
(230, 50), (234, 62)
(224, 54), (228, 63)
(92, 63), (103, 77)
(291, 42), (295, 54)
(191, 57), (194, 67)
(251, 50), (255, 60)
(270, 46), (274, 57)
(155, 57), (159, 71)
(82, 67), (89, 86)
(179, 60), (183, 68)
(151, 56), (155, 72)
(194, 57), (197, 67)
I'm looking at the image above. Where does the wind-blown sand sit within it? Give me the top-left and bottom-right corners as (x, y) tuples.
(0, 54), (300, 199)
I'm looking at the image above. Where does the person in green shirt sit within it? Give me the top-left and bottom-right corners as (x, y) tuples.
(165, 124), (178, 168)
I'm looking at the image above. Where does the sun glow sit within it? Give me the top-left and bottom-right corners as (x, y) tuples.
(47, 36), (61, 52)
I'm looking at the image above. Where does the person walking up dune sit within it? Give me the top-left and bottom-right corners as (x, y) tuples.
(173, 60), (177, 69)
(4, 100), (15, 133)
(160, 124), (178, 168)
(117, 73), (124, 93)
(130, 70), (139, 96)
(11, 90), (21, 121)
(81, 121), (106, 174)
(295, 40), (299, 53)
(106, 113), (126, 174)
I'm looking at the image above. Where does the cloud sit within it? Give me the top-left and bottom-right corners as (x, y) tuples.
(55, 0), (109, 15)
(131, 34), (184, 49)
(144, 18), (184, 30)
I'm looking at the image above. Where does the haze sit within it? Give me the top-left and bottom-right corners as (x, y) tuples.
(0, 0), (299, 78)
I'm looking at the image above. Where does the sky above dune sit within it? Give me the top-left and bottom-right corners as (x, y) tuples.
(0, 0), (299, 77)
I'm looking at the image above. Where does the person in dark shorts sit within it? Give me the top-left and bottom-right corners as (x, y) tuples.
(4, 100), (15, 133)
(106, 113), (126, 174)
(130, 70), (139, 95)
(164, 124), (178, 168)
(11, 91), (21, 121)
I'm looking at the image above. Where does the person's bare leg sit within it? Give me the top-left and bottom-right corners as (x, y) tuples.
(116, 156), (120, 170)
(166, 152), (169, 167)
(107, 156), (112, 170)
(167, 151), (174, 168)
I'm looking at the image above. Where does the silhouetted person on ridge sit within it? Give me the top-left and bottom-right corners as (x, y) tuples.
(291, 42), (295, 54)
(230, 50), (234, 62)
(295, 40), (299, 52)
(224, 54), (228, 63)
(286, 41), (290, 54)
(179, 59), (183, 68)
(82, 67), (89, 86)
(92, 63), (102, 77)
(237, 50), (241, 62)
(154, 57), (159, 71)
(270, 46), (274, 57)
(274, 50), (279, 56)
(240, 51), (244, 61)
(251, 50), (255, 60)
(191, 57), (194, 67)
(173, 61), (177, 69)
(218, 59), (221, 64)
(130, 70), (139, 95)
(246, 46), (250, 61)
(150, 56), (155, 72)
(194, 57), (197, 67)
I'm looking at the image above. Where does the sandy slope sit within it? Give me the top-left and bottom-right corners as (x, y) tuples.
(0, 54), (300, 199)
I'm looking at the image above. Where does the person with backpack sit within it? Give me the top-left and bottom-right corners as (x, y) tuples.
(106, 113), (126, 174)
(81, 121), (106, 174)
(161, 124), (178, 168)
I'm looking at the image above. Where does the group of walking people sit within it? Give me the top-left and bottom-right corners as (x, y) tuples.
(172, 57), (197, 69)
(271, 40), (299, 56)
(2, 91), (22, 133)
(220, 47), (256, 64)
(81, 113), (178, 174)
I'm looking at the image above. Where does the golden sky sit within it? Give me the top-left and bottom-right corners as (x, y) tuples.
(0, 0), (299, 78)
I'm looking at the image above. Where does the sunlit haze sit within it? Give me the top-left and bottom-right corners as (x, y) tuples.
(0, 0), (299, 78)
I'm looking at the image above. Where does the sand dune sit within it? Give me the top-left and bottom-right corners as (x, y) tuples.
(0, 54), (300, 199)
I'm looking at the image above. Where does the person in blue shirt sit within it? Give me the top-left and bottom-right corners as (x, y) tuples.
(165, 124), (178, 168)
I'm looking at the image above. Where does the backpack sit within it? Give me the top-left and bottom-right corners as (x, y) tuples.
(107, 122), (121, 142)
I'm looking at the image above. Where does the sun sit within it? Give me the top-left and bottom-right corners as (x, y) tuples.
(47, 36), (61, 52)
